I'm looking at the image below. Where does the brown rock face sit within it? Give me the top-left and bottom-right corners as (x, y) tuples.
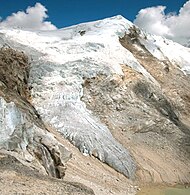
(81, 28), (190, 185)
(0, 47), (30, 99)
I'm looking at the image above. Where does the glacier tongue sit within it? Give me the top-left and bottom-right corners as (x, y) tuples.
(31, 66), (136, 177)
(28, 55), (136, 178)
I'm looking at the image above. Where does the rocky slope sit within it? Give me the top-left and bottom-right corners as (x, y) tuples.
(0, 15), (190, 194)
(0, 154), (94, 195)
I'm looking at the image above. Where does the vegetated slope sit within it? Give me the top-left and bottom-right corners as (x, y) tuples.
(0, 15), (190, 194)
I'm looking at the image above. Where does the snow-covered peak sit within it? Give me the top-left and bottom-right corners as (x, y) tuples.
(42, 15), (133, 38)
(1, 15), (133, 41)
(1, 15), (151, 77)
(1, 15), (190, 76)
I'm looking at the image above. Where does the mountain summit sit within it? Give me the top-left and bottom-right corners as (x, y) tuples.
(0, 16), (190, 195)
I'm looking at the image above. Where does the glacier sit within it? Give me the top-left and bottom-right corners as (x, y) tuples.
(0, 15), (190, 180)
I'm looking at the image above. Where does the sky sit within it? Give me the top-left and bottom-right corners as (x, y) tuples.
(0, 0), (190, 44)
(0, 0), (188, 28)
